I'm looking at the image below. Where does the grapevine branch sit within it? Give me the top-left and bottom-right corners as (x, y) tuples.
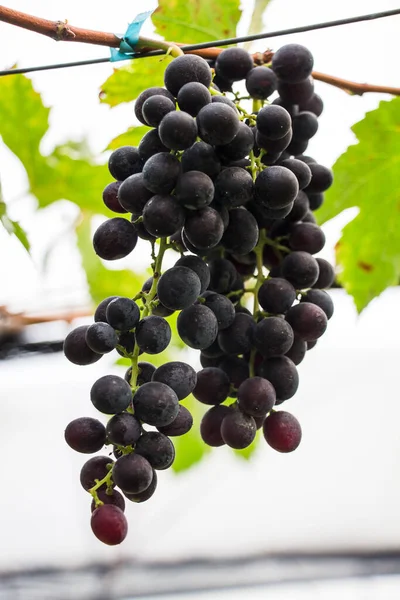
(1, 5), (400, 96)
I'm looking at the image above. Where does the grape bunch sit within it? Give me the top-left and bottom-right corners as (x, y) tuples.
(64, 43), (334, 545)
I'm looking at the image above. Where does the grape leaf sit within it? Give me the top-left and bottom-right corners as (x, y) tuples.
(172, 394), (211, 473)
(76, 213), (146, 305)
(106, 125), (151, 151)
(152, 0), (241, 44)
(317, 97), (400, 312)
(99, 55), (173, 108)
(0, 182), (30, 252)
(0, 74), (110, 213)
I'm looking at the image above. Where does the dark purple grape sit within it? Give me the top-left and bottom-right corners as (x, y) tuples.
(90, 488), (125, 513)
(288, 222), (326, 254)
(124, 470), (158, 503)
(313, 258), (335, 289)
(135, 87), (175, 125)
(164, 54), (212, 97)
(93, 218), (138, 261)
(214, 167), (254, 208)
(85, 323), (118, 355)
(133, 382), (179, 427)
(177, 304), (218, 350)
(308, 192), (324, 211)
(94, 297), (119, 323)
(193, 367), (230, 405)
(272, 44), (313, 83)
(253, 316), (294, 357)
(281, 251), (320, 289)
(142, 152), (181, 195)
(219, 355), (249, 391)
(184, 206), (224, 250)
(285, 336), (307, 365)
(106, 297), (140, 332)
(279, 159), (312, 190)
(237, 377), (276, 417)
(138, 129), (169, 161)
(259, 356), (299, 402)
(277, 76), (314, 105)
(117, 173), (153, 214)
(157, 404), (193, 436)
(255, 166), (299, 210)
(304, 163), (333, 193)
(292, 111), (319, 141)
(142, 94), (176, 127)
(152, 361), (197, 400)
(216, 123), (254, 162)
(135, 432), (175, 470)
(301, 289), (334, 319)
(112, 453), (153, 494)
(175, 170), (214, 210)
(208, 258), (237, 294)
(215, 47), (254, 81)
(221, 409), (256, 449)
(65, 417), (106, 453)
(263, 410), (302, 452)
(80, 456), (114, 491)
(181, 142), (221, 179)
(299, 93), (323, 116)
(91, 505), (128, 545)
(285, 302), (328, 341)
(202, 292), (235, 330)
(256, 105), (291, 140)
(157, 267), (201, 311)
(222, 208), (259, 255)
(159, 111), (198, 151)
(108, 146), (143, 181)
(258, 278), (296, 314)
(125, 361), (156, 386)
(246, 66), (277, 99)
(135, 316), (171, 354)
(90, 375), (132, 415)
(200, 405), (231, 446)
(106, 412), (141, 446)
(175, 255), (210, 294)
(64, 325), (102, 366)
(177, 81), (211, 116)
(286, 191), (310, 222)
(218, 312), (256, 355)
(197, 103), (240, 146)
(103, 181), (126, 214)
(143, 194), (185, 238)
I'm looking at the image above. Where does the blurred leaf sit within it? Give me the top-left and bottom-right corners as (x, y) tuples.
(0, 182), (30, 252)
(76, 213), (147, 305)
(106, 125), (151, 151)
(234, 429), (261, 460)
(153, 0), (241, 43)
(0, 74), (110, 214)
(317, 97), (400, 312)
(172, 395), (211, 473)
(100, 56), (173, 108)
(244, 0), (274, 49)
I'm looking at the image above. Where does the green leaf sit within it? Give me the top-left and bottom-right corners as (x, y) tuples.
(100, 55), (173, 108)
(76, 213), (147, 305)
(0, 74), (110, 214)
(153, 0), (241, 44)
(317, 97), (400, 312)
(0, 182), (30, 252)
(244, 0), (274, 50)
(172, 394), (211, 473)
(106, 125), (151, 151)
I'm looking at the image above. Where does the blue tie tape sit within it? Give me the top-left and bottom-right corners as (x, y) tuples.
(110, 11), (154, 62)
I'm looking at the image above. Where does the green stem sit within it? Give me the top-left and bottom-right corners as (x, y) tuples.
(138, 36), (184, 58)
(89, 464), (114, 506)
(252, 98), (263, 113)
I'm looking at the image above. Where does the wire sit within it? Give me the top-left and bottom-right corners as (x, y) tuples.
(1, 7), (400, 76)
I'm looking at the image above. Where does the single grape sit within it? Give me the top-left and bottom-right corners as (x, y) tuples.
(285, 302), (328, 341)
(222, 208), (259, 255)
(259, 356), (299, 402)
(200, 353), (221, 368)
(177, 304), (218, 350)
(286, 191), (310, 222)
(292, 111), (319, 141)
(135, 432), (175, 470)
(214, 167), (254, 208)
(105, 297), (140, 332)
(159, 111), (198, 151)
(221, 409), (256, 449)
(202, 336), (224, 359)
(307, 192), (324, 211)
(65, 417), (106, 453)
(302, 209), (318, 222)
(216, 123), (255, 162)
(91, 505), (128, 545)
(277, 76), (314, 105)
(112, 453), (153, 494)
(175, 170), (214, 210)
(125, 361), (156, 386)
(138, 129), (169, 162)
(142, 152), (181, 195)
(181, 142), (221, 179)
(64, 325), (102, 366)
(253, 317), (294, 357)
(285, 336), (307, 365)
(211, 95), (238, 111)
(219, 355), (249, 391)
(80, 456), (114, 491)
(271, 96), (299, 118)
(237, 377), (276, 417)
(255, 166), (299, 210)
(142, 194), (186, 238)
(281, 251), (320, 289)
(90, 375), (132, 415)
(133, 381), (179, 427)
(257, 278), (296, 314)
(102, 181), (126, 214)
(256, 105), (292, 140)
(175, 255), (211, 294)
(85, 322), (117, 354)
(157, 266), (201, 311)
(272, 43), (313, 83)
(304, 163), (333, 193)
(193, 367), (231, 405)
(313, 258), (335, 289)
(201, 291), (235, 330)
(263, 410), (302, 452)
(135, 316), (171, 354)
(124, 470), (158, 503)
(279, 159), (312, 190)
(116, 331), (136, 356)
(94, 296), (119, 323)
(197, 103), (240, 146)
(90, 488), (126, 513)
(93, 218), (138, 260)
(299, 93), (324, 116)
(164, 54), (212, 97)
(288, 222), (326, 254)
(307, 340), (317, 350)
(183, 206), (224, 250)
(157, 404), (193, 437)
(208, 258), (237, 294)
(152, 361), (197, 400)
(245, 66), (277, 99)
(106, 412), (142, 446)
(215, 47), (254, 81)
(218, 313), (256, 355)
(301, 289), (334, 320)
(134, 87), (175, 125)
(177, 81), (211, 116)
(142, 94), (176, 127)
(257, 129), (292, 154)
(108, 146), (143, 181)
(117, 173), (153, 214)
(200, 405), (231, 446)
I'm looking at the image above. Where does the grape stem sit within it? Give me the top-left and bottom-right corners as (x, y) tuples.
(88, 463), (114, 507)
(129, 237), (168, 390)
